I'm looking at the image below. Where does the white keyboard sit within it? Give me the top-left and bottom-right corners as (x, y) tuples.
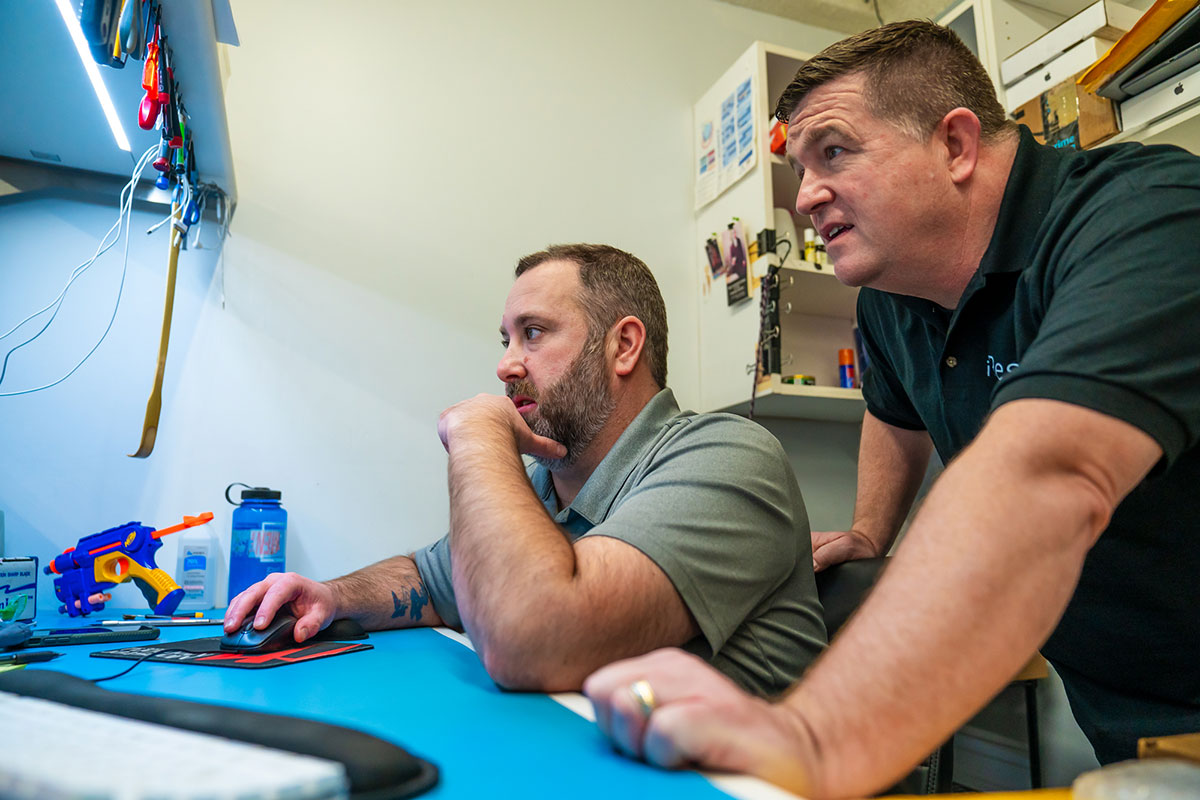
(0, 690), (350, 800)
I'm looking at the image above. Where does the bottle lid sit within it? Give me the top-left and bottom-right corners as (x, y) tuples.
(225, 482), (282, 504)
(803, 228), (816, 242)
(838, 348), (855, 365)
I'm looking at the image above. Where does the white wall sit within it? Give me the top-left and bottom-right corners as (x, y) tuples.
(0, 0), (842, 609)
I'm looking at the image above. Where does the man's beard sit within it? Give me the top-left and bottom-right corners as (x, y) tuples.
(507, 333), (615, 472)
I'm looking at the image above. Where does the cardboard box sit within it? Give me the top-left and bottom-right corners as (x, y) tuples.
(1006, 36), (1117, 111)
(1011, 70), (1120, 150)
(1002, 0), (1141, 87)
(1139, 732), (1200, 764)
(1119, 57), (1200, 134)
(0, 556), (37, 622)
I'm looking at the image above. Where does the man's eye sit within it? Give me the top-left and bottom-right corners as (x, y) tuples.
(525, 327), (542, 340)
(825, 145), (844, 159)
(500, 338), (510, 348)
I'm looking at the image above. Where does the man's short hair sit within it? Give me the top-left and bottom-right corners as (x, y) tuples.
(774, 19), (1016, 142)
(515, 244), (668, 389)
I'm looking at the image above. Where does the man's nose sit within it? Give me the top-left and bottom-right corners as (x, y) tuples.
(497, 347), (526, 383)
(795, 173), (832, 217)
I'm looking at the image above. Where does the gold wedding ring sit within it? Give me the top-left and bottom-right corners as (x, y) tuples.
(628, 679), (658, 718)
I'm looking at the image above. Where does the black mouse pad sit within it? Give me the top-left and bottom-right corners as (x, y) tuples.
(91, 637), (373, 668)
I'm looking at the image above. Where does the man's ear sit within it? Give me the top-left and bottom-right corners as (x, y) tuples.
(939, 107), (982, 185)
(610, 316), (646, 378)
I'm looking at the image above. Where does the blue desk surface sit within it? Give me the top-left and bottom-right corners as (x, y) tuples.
(19, 614), (751, 799)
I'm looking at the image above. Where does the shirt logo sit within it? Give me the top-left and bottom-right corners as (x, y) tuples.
(986, 355), (1019, 381)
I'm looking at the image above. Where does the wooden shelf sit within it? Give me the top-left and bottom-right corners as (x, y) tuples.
(718, 377), (866, 422)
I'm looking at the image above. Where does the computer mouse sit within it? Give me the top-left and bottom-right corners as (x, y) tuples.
(219, 613), (299, 653)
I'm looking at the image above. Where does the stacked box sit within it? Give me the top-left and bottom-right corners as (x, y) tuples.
(0, 557), (37, 622)
(1011, 70), (1120, 150)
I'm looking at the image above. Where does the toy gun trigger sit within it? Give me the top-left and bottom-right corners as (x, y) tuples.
(150, 510), (215, 540)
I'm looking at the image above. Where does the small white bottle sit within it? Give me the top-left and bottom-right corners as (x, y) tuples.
(803, 227), (817, 263)
(175, 525), (218, 610)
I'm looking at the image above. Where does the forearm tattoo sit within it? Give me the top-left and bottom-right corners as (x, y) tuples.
(391, 586), (430, 621)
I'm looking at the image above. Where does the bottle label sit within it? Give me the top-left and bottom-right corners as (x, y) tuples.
(183, 553), (207, 572)
(249, 526), (283, 560)
(229, 522), (286, 598)
(231, 524), (286, 562)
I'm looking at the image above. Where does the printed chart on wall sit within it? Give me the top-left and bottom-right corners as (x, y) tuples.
(694, 63), (757, 210)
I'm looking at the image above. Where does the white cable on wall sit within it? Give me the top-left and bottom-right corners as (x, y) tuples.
(0, 143), (160, 397)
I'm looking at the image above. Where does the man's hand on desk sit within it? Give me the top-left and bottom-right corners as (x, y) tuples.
(811, 528), (881, 572)
(224, 572), (339, 643)
(437, 393), (566, 461)
(584, 648), (817, 797)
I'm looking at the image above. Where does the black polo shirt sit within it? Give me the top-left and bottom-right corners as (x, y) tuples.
(857, 126), (1200, 762)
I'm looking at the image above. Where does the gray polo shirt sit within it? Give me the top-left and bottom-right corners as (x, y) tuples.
(412, 388), (827, 697)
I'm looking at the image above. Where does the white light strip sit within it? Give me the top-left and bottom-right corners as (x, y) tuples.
(54, 0), (132, 152)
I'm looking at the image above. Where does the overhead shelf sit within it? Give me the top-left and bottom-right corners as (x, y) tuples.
(719, 376), (866, 423)
(0, 1), (236, 204)
(157, 1), (237, 203)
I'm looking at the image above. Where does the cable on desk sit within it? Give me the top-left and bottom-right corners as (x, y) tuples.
(90, 649), (189, 683)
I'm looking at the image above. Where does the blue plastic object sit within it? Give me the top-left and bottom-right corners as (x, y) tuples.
(226, 484), (288, 600)
(155, 172), (169, 190)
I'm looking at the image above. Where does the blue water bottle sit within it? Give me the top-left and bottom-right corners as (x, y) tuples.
(225, 483), (287, 601)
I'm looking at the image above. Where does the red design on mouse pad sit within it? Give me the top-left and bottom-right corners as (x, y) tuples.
(91, 637), (373, 669)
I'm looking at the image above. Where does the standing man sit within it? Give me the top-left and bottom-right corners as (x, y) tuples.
(585, 22), (1200, 797)
(226, 244), (826, 696)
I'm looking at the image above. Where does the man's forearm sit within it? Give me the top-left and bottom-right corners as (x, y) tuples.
(850, 411), (933, 554)
(446, 423), (577, 678)
(782, 401), (1160, 798)
(326, 554), (444, 630)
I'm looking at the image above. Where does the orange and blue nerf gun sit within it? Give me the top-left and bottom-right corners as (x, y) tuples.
(45, 512), (214, 617)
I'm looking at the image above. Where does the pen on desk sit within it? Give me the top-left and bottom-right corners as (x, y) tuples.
(102, 618), (224, 627)
(0, 650), (62, 665)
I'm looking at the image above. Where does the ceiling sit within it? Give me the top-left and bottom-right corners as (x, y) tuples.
(720, 0), (953, 34)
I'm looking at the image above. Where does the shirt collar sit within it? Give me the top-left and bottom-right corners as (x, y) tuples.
(977, 126), (1064, 276)
(529, 388), (682, 526)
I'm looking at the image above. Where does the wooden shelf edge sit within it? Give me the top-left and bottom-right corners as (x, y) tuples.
(717, 379), (866, 423)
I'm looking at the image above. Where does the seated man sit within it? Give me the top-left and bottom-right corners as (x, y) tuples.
(225, 243), (826, 695)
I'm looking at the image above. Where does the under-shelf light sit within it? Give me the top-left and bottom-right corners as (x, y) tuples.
(54, 0), (132, 152)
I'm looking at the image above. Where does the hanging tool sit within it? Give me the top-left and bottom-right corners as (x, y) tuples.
(129, 202), (183, 458)
(137, 19), (160, 129)
(80, 0), (124, 67)
(120, 0), (143, 57)
(110, 0), (132, 66)
(153, 126), (171, 189)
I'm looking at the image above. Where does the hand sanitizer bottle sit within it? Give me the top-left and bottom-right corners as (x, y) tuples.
(175, 523), (218, 611)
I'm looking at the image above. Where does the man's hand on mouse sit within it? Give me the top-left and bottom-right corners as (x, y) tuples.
(437, 393), (566, 461)
(224, 572), (339, 643)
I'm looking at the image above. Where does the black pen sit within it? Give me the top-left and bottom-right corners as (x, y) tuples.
(0, 650), (62, 665)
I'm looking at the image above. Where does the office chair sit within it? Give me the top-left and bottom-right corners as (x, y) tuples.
(815, 557), (955, 795)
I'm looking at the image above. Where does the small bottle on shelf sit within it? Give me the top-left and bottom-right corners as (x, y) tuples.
(838, 349), (857, 389)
